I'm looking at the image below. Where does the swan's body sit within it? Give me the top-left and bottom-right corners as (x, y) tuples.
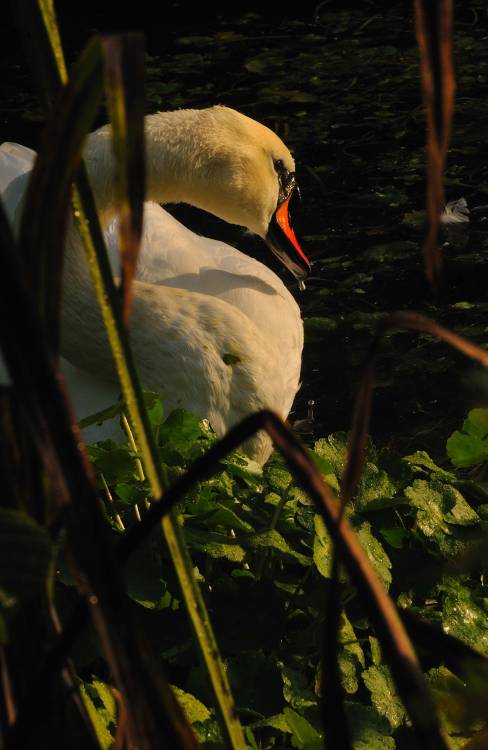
(0, 106), (308, 464)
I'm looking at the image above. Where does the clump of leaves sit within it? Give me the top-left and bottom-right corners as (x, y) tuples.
(48, 394), (488, 749)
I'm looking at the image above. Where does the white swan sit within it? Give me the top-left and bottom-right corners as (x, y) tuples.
(0, 106), (310, 464)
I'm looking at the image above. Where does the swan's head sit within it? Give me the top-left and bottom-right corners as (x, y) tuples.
(146, 106), (311, 280)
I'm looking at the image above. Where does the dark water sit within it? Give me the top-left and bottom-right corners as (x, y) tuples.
(1, 0), (488, 459)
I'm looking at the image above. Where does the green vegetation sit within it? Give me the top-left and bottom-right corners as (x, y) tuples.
(4, 395), (488, 748)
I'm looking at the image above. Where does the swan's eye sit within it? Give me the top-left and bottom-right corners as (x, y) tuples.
(274, 159), (296, 204)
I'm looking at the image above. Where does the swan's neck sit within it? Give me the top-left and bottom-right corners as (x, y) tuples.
(64, 112), (198, 294)
(82, 110), (216, 227)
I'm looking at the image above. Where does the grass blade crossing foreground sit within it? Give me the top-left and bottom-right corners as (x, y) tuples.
(102, 34), (145, 325)
(0, 201), (199, 749)
(23, 6), (247, 748)
(18, 38), (103, 353)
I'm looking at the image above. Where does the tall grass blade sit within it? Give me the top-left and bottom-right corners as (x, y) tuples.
(415, 0), (455, 289)
(2, 7), (202, 744)
(0, 198), (200, 748)
(18, 38), (103, 353)
(9, 0), (66, 105)
(102, 34), (145, 325)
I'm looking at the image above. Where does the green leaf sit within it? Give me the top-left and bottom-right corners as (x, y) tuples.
(283, 708), (323, 749)
(79, 400), (123, 428)
(263, 462), (292, 492)
(345, 702), (396, 749)
(141, 391), (164, 430)
(339, 650), (360, 694)
(447, 409), (488, 468)
(307, 449), (340, 491)
(243, 529), (311, 566)
(356, 461), (400, 512)
(0, 509), (52, 597)
(80, 680), (116, 750)
(313, 514), (337, 580)
(282, 666), (318, 711)
(378, 527), (408, 549)
(158, 409), (203, 452)
(87, 443), (136, 482)
(405, 479), (478, 555)
(339, 610), (365, 669)
(362, 665), (406, 730)
(250, 713), (290, 732)
(184, 528), (246, 563)
(369, 637), (383, 666)
(354, 521), (392, 590)
(114, 481), (148, 506)
(194, 502), (254, 533)
(403, 450), (456, 481)
(426, 667), (477, 734)
(172, 685), (211, 724)
(440, 579), (488, 657)
(313, 432), (348, 479)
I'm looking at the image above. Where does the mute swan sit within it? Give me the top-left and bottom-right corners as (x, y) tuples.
(0, 106), (310, 464)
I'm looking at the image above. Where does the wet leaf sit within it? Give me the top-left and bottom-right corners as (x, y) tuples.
(440, 579), (488, 657)
(172, 686), (211, 724)
(354, 520), (392, 590)
(362, 665), (406, 730)
(313, 433), (348, 480)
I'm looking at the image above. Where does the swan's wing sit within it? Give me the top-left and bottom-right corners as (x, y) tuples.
(106, 201), (221, 279)
(0, 142), (36, 226)
(107, 201), (304, 407)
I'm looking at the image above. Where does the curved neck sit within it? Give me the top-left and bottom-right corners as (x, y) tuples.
(62, 111), (217, 349)
(82, 110), (213, 227)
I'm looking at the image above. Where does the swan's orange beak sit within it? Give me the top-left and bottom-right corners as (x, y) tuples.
(265, 193), (311, 280)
